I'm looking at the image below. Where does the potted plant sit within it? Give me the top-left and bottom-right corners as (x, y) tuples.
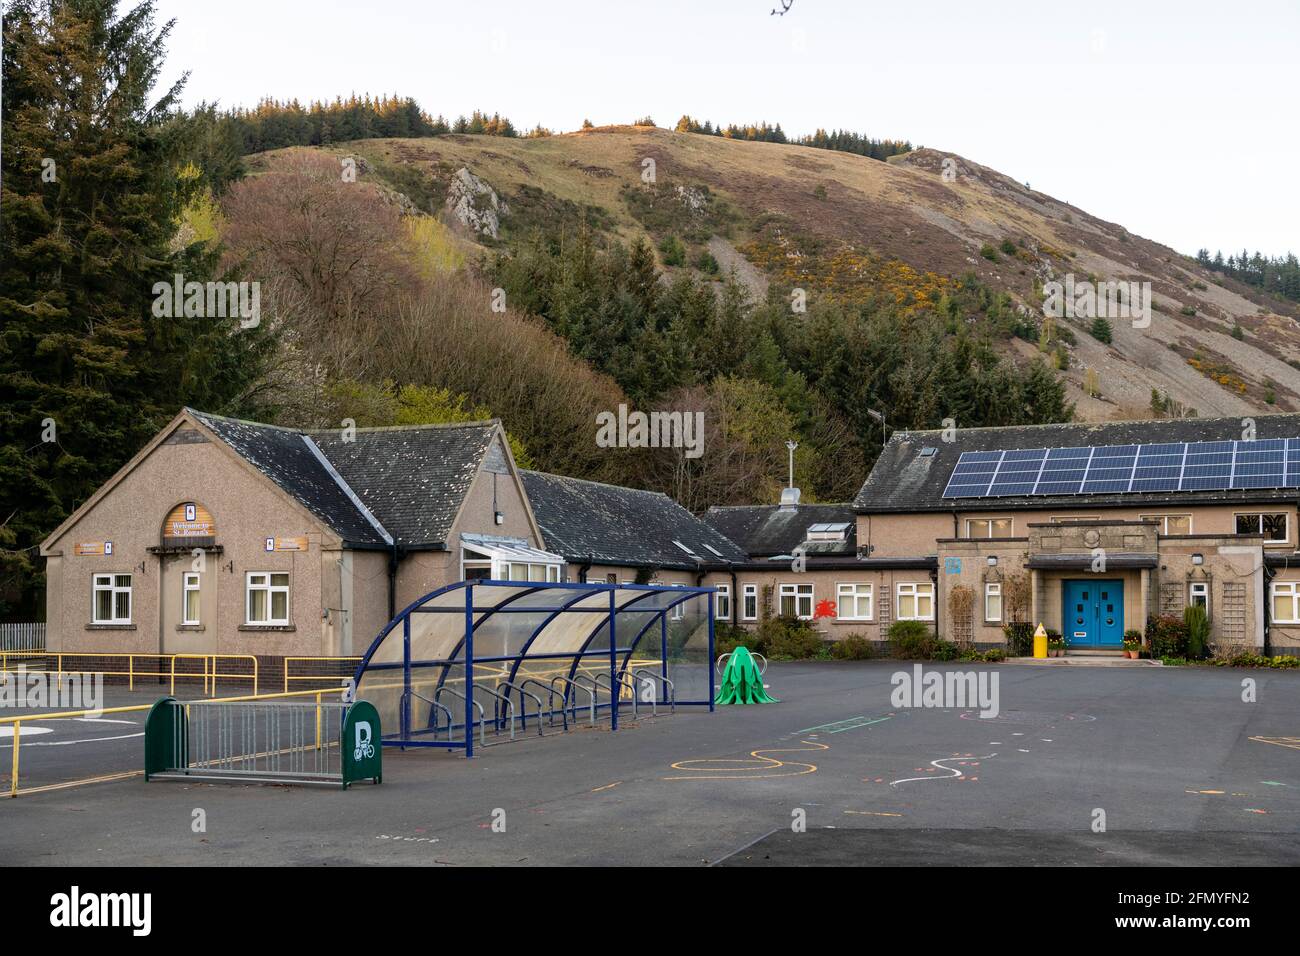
(1047, 628), (1065, 657)
(1123, 630), (1142, 659)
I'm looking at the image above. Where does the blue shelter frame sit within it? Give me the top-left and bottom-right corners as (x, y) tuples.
(352, 580), (716, 756)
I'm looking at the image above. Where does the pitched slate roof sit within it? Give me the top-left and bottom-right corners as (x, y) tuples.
(519, 471), (748, 569)
(701, 503), (858, 557)
(854, 412), (1300, 514)
(190, 409), (499, 549)
(312, 423), (497, 548)
(190, 411), (390, 548)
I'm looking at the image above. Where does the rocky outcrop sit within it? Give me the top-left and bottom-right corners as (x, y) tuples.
(445, 167), (508, 239)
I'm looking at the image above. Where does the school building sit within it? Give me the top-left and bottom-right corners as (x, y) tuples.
(39, 408), (1300, 659)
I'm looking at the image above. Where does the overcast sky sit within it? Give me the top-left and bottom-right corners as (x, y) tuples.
(154, 0), (1298, 258)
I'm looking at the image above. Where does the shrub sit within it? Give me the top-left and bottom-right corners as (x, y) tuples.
(888, 619), (934, 658)
(1146, 613), (1188, 658)
(694, 250), (720, 275)
(887, 620), (958, 660)
(1003, 621), (1033, 656)
(713, 622), (752, 657)
(999, 238), (1017, 256)
(830, 633), (874, 660)
(1089, 316), (1113, 343)
(757, 615), (826, 660)
(1184, 604), (1209, 660)
(657, 234), (686, 266)
(980, 243), (999, 262)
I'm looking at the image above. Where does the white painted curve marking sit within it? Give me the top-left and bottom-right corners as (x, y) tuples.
(891, 752), (997, 787)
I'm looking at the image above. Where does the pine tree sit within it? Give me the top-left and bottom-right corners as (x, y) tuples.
(0, 0), (272, 615)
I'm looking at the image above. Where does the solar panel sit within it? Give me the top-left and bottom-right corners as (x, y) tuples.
(940, 437), (1300, 499)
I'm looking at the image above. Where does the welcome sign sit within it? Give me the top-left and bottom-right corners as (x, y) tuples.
(162, 502), (215, 539)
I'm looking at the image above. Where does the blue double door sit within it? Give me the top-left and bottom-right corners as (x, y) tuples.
(1062, 579), (1125, 648)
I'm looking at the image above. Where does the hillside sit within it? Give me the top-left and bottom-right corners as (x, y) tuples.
(302, 125), (1300, 421)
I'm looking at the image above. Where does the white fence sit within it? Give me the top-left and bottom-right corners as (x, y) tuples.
(0, 623), (45, 652)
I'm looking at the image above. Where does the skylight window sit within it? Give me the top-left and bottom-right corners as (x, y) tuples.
(672, 540), (696, 556)
(702, 543), (724, 557)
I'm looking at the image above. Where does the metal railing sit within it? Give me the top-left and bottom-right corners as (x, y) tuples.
(0, 650), (258, 696)
(2, 686), (346, 798)
(0, 623), (45, 652)
(150, 698), (348, 785)
(282, 656), (362, 693)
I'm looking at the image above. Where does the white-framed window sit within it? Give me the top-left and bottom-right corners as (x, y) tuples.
(92, 573), (132, 624)
(837, 583), (873, 621)
(462, 547), (493, 581)
(966, 517), (1013, 538)
(461, 546), (562, 583)
(742, 584), (758, 621)
(1236, 512), (1289, 543)
(1189, 581), (1209, 615)
(1141, 514), (1192, 535)
(715, 584), (731, 620)
(896, 582), (935, 621)
(1272, 581), (1300, 624)
(668, 584), (687, 621)
(778, 583), (814, 620)
(246, 571), (290, 625)
(182, 572), (201, 625)
(984, 582), (1003, 623)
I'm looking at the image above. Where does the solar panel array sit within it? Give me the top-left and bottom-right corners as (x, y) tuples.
(941, 438), (1300, 499)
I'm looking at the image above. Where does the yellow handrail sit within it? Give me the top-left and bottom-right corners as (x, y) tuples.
(2, 651), (258, 695)
(282, 656), (361, 693)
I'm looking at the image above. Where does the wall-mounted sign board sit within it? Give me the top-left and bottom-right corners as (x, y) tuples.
(264, 536), (309, 552)
(75, 542), (112, 556)
(163, 502), (215, 539)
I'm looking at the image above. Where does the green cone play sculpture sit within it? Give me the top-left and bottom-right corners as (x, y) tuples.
(714, 646), (779, 705)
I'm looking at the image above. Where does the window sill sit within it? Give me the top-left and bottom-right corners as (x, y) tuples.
(86, 623), (136, 630)
(176, 624), (205, 632)
(238, 624), (296, 632)
(838, 617), (874, 623)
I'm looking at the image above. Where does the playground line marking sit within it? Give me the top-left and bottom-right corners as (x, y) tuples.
(844, 810), (903, 817)
(1250, 736), (1300, 752)
(590, 781), (621, 792)
(665, 740), (827, 781)
(795, 715), (893, 735)
(890, 752), (997, 787)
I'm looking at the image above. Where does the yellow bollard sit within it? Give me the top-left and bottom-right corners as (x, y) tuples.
(10, 721), (19, 797)
(1032, 622), (1048, 659)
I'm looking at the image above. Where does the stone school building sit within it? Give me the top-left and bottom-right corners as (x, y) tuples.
(40, 408), (1300, 658)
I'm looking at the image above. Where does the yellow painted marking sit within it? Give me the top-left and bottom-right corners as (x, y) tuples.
(844, 810), (903, 817)
(1250, 736), (1300, 751)
(664, 740), (827, 781)
(590, 781), (621, 792)
(13, 769), (143, 796)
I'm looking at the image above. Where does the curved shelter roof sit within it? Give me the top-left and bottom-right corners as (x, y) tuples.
(353, 580), (716, 752)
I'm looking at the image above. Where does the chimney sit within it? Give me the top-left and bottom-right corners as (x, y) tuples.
(779, 486), (801, 510)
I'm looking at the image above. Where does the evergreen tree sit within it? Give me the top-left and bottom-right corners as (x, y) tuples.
(0, 0), (272, 615)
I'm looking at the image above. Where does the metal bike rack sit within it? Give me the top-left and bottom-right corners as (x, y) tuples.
(495, 680), (545, 735)
(520, 677), (568, 731)
(406, 690), (454, 740)
(551, 674), (596, 727)
(569, 673), (605, 725)
(631, 669), (676, 716)
(593, 671), (639, 720)
(433, 684), (486, 749)
(473, 683), (518, 740)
